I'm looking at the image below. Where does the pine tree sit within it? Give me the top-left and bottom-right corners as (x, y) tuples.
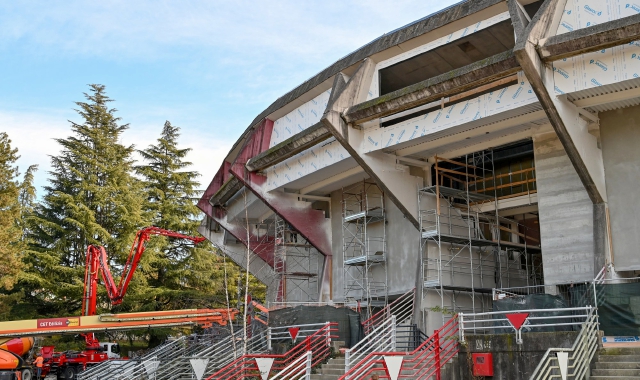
(0, 132), (24, 292)
(24, 84), (145, 317)
(135, 121), (224, 310)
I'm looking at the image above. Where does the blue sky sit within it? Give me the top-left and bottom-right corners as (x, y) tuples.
(0, 0), (459, 194)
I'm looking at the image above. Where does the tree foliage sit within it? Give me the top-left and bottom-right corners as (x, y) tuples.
(0, 133), (25, 291)
(22, 84), (145, 317)
(4, 85), (266, 348)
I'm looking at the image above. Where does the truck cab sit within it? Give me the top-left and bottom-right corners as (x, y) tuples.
(100, 342), (120, 359)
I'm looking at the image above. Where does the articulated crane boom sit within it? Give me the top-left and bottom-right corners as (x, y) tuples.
(0, 228), (236, 380)
(83, 226), (206, 314)
(81, 226), (206, 348)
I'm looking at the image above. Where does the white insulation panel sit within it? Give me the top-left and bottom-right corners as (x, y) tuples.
(266, 138), (348, 191)
(266, 89), (340, 191)
(269, 90), (332, 148)
(367, 11), (511, 100)
(553, 0), (640, 94)
(363, 72), (538, 152)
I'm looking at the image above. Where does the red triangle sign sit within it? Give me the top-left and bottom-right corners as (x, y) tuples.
(506, 313), (529, 330)
(289, 327), (300, 341)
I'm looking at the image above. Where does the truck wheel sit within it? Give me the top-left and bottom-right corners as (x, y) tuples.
(63, 366), (76, 380)
(21, 368), (33, 380)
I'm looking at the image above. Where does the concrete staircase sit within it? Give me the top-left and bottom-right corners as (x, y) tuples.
(310, 356), (345, 380)
(591, 347), (640, 379)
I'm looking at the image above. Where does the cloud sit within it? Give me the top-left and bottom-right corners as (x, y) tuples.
(1, 109), (232, 196)
(0, 110), (69, 190)
(0, 0), (456, 64)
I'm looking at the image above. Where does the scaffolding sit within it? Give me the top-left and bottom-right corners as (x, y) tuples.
(342, 181), (388, 316)
(273, 215), (321, 303)
(419, 150), (543, 324)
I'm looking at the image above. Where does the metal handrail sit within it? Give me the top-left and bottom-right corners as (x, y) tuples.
(270, 351), (312, 380)
(154, 330), (266, 380)
(459, 306), (592, 341)
(345, 316), (396, 374)
(362, 288), (415, 335)
(78, 336), (188, 380)
(207, 322), (338, 380)
(529, 307), (599, 380)
(340, 315), (459, 380)
(268, 322), (330, 347)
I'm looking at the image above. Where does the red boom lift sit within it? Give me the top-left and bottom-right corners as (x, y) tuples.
(0, 227), (237, 380)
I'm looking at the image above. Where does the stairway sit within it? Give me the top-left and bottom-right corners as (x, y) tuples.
(591, 347), (640, 379)
(310, 356), (345, 380)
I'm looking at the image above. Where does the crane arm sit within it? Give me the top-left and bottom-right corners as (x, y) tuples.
(0, 309), (239, 338)
(115, 226), (206, 304)
(82, 226), (206, 315)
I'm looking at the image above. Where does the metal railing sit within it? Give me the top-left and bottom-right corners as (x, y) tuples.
(207, 322), (337, 380)
(78, 336), (188, 380)
(340, 315), (459, 380)
(270, 351), (312, 380)
(362, 288), (415, 335)
(458, 307), (592, 342)
(344, 316), (396, 374)
(155, 328), (268, 380)
(530, 307), (599, 380)
(395, 324), (428, 352)
(268, 322), (330, 350)
(117, 336), (210, 380)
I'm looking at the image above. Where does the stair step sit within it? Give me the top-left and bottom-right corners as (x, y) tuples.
(592, 369), (640, 376)
(596, 362), (640, 370)
(598, 355), (640, 362)
(600, 348), (640, 355)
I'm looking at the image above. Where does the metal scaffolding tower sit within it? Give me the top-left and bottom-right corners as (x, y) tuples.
(419, 150), (542, 324)
(342, 181), (388, 316)
(273, 215), (321, 303)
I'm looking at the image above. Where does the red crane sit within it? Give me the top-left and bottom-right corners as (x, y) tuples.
(81, 226), (206, 348)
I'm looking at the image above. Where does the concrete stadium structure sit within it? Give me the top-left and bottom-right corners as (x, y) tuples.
(198, 0), (640, 333)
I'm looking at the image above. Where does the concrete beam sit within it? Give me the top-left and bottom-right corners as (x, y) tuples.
(538, 13), (640, 62)
(209, 176), (242, 207)
(572, 86), (640, 108)
(514, 0), (606, 204)
(343, 50), (520, 125)
(322, 59), (423, 229)
(507, 0), (530, 42)
(396, 110), (548, 157)
(245, 122), (332, 172)
(230, 118), (333, 301)
(299, 166), (366, 195)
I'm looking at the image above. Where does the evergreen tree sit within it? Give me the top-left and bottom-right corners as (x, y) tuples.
(23, 84), (145, 317)
(0, 133), (24, 292)
(135, 121), (225, 311)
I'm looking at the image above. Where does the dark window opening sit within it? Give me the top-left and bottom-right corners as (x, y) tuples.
(524, 1), (544, 19)
(430, 140), (535, 200)
(379, 20), (515, 96)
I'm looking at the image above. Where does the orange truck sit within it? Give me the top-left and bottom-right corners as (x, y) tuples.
(0, 338), (32, 380)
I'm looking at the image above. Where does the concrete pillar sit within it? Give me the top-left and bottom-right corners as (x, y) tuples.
(534, 132), (595, 284)
(599, 106), (640, 271)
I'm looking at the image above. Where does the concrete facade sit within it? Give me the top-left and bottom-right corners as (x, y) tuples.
(197, 0), (640, 335)
(600, 106), (640, 271)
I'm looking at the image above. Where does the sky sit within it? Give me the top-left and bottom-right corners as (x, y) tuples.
(0, 0), (460, 195)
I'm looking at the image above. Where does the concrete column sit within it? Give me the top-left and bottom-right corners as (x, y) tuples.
(322, 60), (424, 229)
(599, 106), (640, 271)
(534, 132), (595, 284)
